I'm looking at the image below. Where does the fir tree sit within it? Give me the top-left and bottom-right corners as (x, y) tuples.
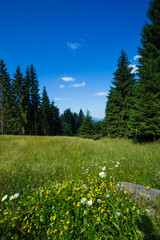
(12, 66), (26, 134)
(23, 66), (31, 134)
(40, 86), (51, 135)
(103, 50), (135, 138)
(50, 101), (62, 135)
(30, 64), (40, 135)
(80, 110), (95, 138)
(131, 0), (160, 141)
(0, 60), (12, 134)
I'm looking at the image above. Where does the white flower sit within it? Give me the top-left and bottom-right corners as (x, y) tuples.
(82, 184), (88, 190)
(2, 195), (8, 202)
(84, 211), (87, 215)
(116, 211), (120, 216)
(115, 165), (119, 167)
(97, 199), (101, 203)
(99, 171), (106, 178)
(81, 198), (87, 203)
(106, 194), (110, 198)
(10, 193), (19, 200)
(87, 200), (93, 206)
(102, 166), (106, 171)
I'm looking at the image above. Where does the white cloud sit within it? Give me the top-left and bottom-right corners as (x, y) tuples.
(59, 84), (65, 89)
(129, 64), (138, 74)
(54, 98), (70, 101)
(134, 55), (141, 61)
(94, 92), (107, 96)
(61, 77), (75, 82)
(67, 42), (81, 50)
(71, 81), (86, 88)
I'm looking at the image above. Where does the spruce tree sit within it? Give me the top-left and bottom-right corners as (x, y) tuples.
(0, 60), (12, 134)
(30, 64), (40, 135)
(40, 86), (51, 135)
(103, 50), (135, 138)
(12, 66), (26, 134)
(23, 66), (31, 134)
(131, 0), (160, 141)
(50, 101), (62, 135)
(80, 110), (95, 138)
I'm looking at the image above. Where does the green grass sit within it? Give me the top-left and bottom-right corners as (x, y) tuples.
(0, 135), (160, 239)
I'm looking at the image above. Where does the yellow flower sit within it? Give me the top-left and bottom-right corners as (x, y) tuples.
(123, 216), (127, 220)
(77, 202), (80, 207)
(60, 231), (63, 236)
(66, 211), (69, 215)
(146, 186), (149, 190)
(126, 208), (129, 213)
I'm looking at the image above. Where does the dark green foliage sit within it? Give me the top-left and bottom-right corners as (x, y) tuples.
(131, 0), (160, 141)
(103, 50), (135, 138)
(23, 66), (31, 135)
(40, 87), (51, 135)
(80, 110), (95, 138)
(12, 66), (27, 135)
(30, 64), (40, 135)
(50, 101), (62, 135)
(60, 108), (82, 136)
(0, 60), (12, 134)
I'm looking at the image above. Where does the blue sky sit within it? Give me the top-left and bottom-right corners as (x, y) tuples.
(1, 0), (150, 119)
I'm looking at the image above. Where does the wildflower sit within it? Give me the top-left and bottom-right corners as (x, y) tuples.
(81, 198), (87, 203)
(1, 195), (8, 202)
(102, 166), (106, 171)
(10, 193), (19, 200)
(146, 186), (149, 190)
(106, 194), (110, 198)
(123, 216), (127, 220)
(87, 200), (93, 206)
(84, 210), (87, 215)
(97, 199), (101, 203)
(116, 211), (120, 216)
(99, 171), (106, 178)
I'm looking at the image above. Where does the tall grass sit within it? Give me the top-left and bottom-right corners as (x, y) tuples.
(0, 136), (160, 239)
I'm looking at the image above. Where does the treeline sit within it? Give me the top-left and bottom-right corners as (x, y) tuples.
(0, 62), (100, 137)
(1, 0), (160, 141)
(102, 0), (160, 141)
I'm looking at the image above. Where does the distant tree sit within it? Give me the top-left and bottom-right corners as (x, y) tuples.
(0, 60), (12, 134)
(50, 101), (62, 135)
(40, 86), (51, 135)
(130, 0), (160, 141)
(30, 64), (40, 135)
(23, 66), (31, 134)
(103, 50), (135, 138)
(61, 108), (73, 136)
(77, 109), (85, 131)
(12, 66), (27, 135)
(80, 110), (95, 138)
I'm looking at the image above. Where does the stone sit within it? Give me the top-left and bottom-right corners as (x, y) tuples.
(117, 182), (160, 204)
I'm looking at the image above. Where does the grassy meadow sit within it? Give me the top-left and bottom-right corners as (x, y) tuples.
(0, 135), (160, 239)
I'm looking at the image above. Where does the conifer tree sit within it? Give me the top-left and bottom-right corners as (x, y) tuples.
(50, 101), (62, 135)
(0, 60), (12, 134)
(131, 0), (160, 141)
(30, 64), (40, 135)
(12, 66), (26, 134)
(23, 66), (31, 134)
(40, 86), (51, 135)
(103, 50), (135, 137)
(80, 110), (95, 138)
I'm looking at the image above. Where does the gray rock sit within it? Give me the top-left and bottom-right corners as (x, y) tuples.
(117, 182), (160, 204)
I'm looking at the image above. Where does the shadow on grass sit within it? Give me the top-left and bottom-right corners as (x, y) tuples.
(136, 214), (160, 240)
